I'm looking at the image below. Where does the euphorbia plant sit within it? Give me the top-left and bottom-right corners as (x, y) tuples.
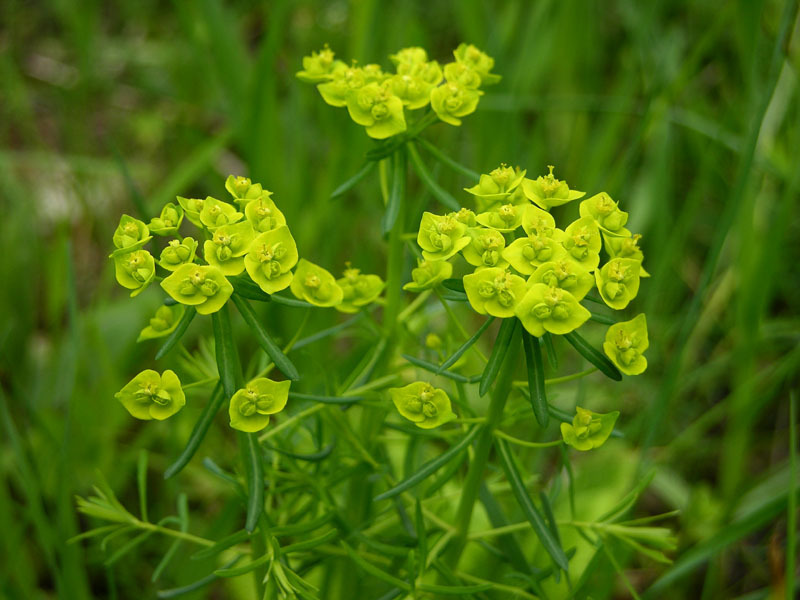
(76, 43), (673, 599)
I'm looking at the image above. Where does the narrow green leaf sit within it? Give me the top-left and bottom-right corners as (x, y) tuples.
(439, 289), (468, 302)
(588, 310), (617, 325)
(151, 494), (188, 582)
(407, 141), (460, 210)
(155, 307), (196, 360)
(415, 499), (428, 569)
(401, 354), (472, 383)
(212, 304), (240, 399)
(230, 277), (271, 302)
(382, 146), (406, 234)
(438, 317), (495, 374)
(104, 530), (154, 566)
(341, 543), (411, 591)
(269, 294), (314, 308)
(164, 383), (225, 479)
(539, 491), (562, 549)
(374, 426), (480, 501)
(598, 469), (657, 523)
(480, 319), (519, 396)
(542, 332), (558, 370)
(137, 450), (148, 522)
(270, 512), (333, 537)
(417, 582), (493, 595)
(522, 332), (549, 428)
(281, 529), (338, 554)
(157, 556), (240, 598)
(563, 331), (622, 381)
(441, 278), (466, 294)
(478, 483), (532, 575)
(330, 161), (376, 199)
(243, 433), (263, 533)
(496, 438), (570, 573)
(214, 551), (270, 578)
(231, 294), (299, 380)
(366, 138), (406, 161)
(288, 392), (361, 404)
(263, 441), (335, 462)
(414, 137), (480, 180)
(192, 529), (250, 560)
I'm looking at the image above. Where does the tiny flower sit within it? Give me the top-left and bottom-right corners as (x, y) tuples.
(443, 61), (482, 89)
(389, 47), (429, 68)
(476, 203), (524, 232)
(224, 175), (270, 208)
(561, 216), (602, 272)
(229, 377), (291, 432)
(603, 314), (649, 376)
(203, 221), (256, 277)
(425, 333), (443, 350)
(244, 194), (287, 233)
(336, 266), (385, 313)
(416, 212), (470, 262)
(148, 202), (184, 236)
(388, 63), (443, 111)
(595, 258), (642, 310)
(296, 45), (342, 83)
(463, 267), (526, 318)
(603, 232), (650, 277)
(451, 208), (477, 227)
(452, 43), (501, 85)
(346, 82), (407, 139)
(389, 382), (455, 429)
(529, 259), (595, 301)
(111, 215), (151, 256)
(177, 196), (206, 228)
(116, 369), (185, 420)
(137, 304), (186, 342)
(161, 264), (233, 315)
(317, 64), (367, 107)
(514, 284), (591, 337)
(560, 406), (619, 451)
(521, 166), (585, 210)
(159, 237), (198, 272)
(464, 164), (526, 204)
(503, 226), (567, 275)
(114, 249), (156, 297)
(244, 225), (298, 294)
(403, 259), (453, 292)
(199, 197), (243, 230)
(461, 227), (508, 269)
(290, 259), (344, 307)
(579, 192), (630, 236)
(430, 81), (482, 126)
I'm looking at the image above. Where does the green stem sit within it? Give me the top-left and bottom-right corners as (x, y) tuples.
(444, 327), (520, 568)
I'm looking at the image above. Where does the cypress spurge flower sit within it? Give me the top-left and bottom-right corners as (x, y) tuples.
(161, 264), (233, 315)
(579, 192), (630, 236)
(465, 164), (526, 204)
(560, 406), (619, 451)
(148, 203), (184, 236)
(452, 208), (477, 227)
(389, 47), (429, 68)
(503, 211), (566, 275)
(225, 175), (269, 208)
(476, 203), (525, 232)
(463, 267), (526, 318)
(389, 382), (455, 429)
(114, 250), (155, 297)
(137, 305), (185, 342)
(522, 165), (585, 210)
(336, 266), (385, 313)
(562, 216), (601, 272)
(443, 61), (482, 89)
(603, 314), (649, 375)
(452, 43), (501, 85)
(403, 260), (452, 292)
(204, 221), (255, 276)
(244, 225), (298, 294)
(595, 258), (642, 310)
(111, 215), (151, 256)
(515, 284), (590, 336)
(317, 65), (367, 107)
(116, 369), (185, 420)
(159, 237), (198, 272)
(245, 194), (286, 233)
(346, 82), (406, 139)
(604, 232), (650, 277)
(461, 227), (508, 269)
(177, 196), (205, 228)
(296, 45), (341, 83)
(417, 212), (470, 262)
(229, 377), (290, 433)
(388, 61), (443, 110)
(529, 259), (595, 301)
(199, 197), (243, 230)
(290, 259), (344, 307)
(430, 81), (482, 126)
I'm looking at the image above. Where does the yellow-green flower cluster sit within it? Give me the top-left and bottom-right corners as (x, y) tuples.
(409, 164), (649, 367)
(389, 382), (455, 429)
(296, 43), (499, 138)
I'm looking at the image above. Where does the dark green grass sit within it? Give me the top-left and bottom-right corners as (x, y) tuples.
(1, 0), (797, 598)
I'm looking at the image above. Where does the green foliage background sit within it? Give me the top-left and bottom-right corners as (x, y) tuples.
(0, 0), (797, 598)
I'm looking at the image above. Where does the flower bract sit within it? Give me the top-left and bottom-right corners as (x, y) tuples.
(161, 264), (233, 315)
(148, 203), (184, 236)
(452, 43), (500, 85)
(529, 259), (595, 301)
(229, 377), (291, 432)
(560, 406), (619, 451)
(159, 237), (198, 272)
(579, 192), (630, 236)
(521, 166), (584, 210)
(137, 304), (185, 342)
(562, 216), (602, 272)
(114, 249), (156, 297)
(336, 267), (385, 313)
(430, 81), (482, 126)
(346, 82), (407, 139)
(389, 382), (455, 429)
(403, 260), (453, 292)
(244, 225), (298, 295)
(111, 215), (151, 256)
(290, 259), (344, 307)
(417, 212), (470, 262)
(515, 283), (591, 336)
(199, 197), (243, 230)
(203, 221), (256, 276)
(296, 45), (341, 83)
(244, 194), (286, 233)
(461, 227), (508, 269)
(595, 258), (641, 310)
(603, 314), (649, 375)
(116, 369), (185, 420)
(177, 196), (206, 228)
(463, 267), (526, 318)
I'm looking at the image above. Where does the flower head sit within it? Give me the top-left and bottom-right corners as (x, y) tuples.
(111, 215), (151, 256)
(452, 43), (500, 85)
(603, 314), (649, 375)
(137, 304), (185, 342)
(229, 377), (290, 432)
(203, 221), (256, 276)
(416, 212), (470, 262)
(430, 81), (482, 126)
(177, 196), (206, 228)
(403, 259), (453, 292)
(514, 284), (590, 337)
(560, 406), (619, 451)
(465, 164), (526, 204)
(161, 264), (233, 314)
(244, 194), (286, 234)
(116, 369), (185, 420)
(595, 258), (642, 310)
(529, 259), (595, 301)
(114, 249), (156, 297)
(148, 203), (184, 236)
(290, 259), (344, 307)
(603, 232), (649, 277)
(244, 225), (298, 295)
(296, 45), (342, 83)
(562, 216), (602, 272)
(579, 192), (630, 236)
(346, 82), (407, 139)
(336, 266), (385, 313)
(521, 166), (584, 210)
(463, 267), (526, 318)
(159, 237), (198, 272)
(199, 197), (243, 230)
(389, 382), (455, 429)
(461, 227), (508, 269)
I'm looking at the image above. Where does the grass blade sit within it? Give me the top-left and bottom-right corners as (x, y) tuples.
(563, 331), (622, 381)
(496, 438), (570, 573)
(480, 318), (518, 396)
(374, 426), (481, 501)
(330, 161), (376, 199)
(437, 316), (495, 374)
(155, 307), (196, 360)
(522, 332), (548, 428)
(407, 141), (460, 211)
(231, 294), (299, 380)
(382, 146), (406, 234)
(164, 383), (225, 479)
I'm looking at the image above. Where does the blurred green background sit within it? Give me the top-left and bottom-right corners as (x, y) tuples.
(1, 0), (798, 598)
